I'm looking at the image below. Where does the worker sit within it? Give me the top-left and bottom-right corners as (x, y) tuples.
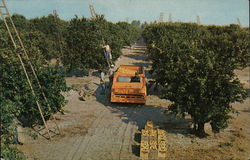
(102, 43), (112, 65)
(109, 64), (115, 87)
(78, 89), (86, 101)
(131, 72), (140, 82)
(130, 42), (137, 49)
(100, 70), (106, 94)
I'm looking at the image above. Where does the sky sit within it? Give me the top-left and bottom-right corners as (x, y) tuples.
(4, 0), (249, 27)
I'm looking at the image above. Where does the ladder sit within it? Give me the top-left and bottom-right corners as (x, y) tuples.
(89, 4), (97, 20)
(88, 4), (111, 68)
(52, 9), (64, 61)
(0, 0), (60, 140)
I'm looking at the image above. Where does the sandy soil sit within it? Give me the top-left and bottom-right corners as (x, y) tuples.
(17, 42), (250, 160)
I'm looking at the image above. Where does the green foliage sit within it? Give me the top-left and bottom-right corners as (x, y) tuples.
(1, 142), (25, 160)
(1, 14), (141, 71)
(0, 99), (25, 159)
(1, 13), (141, 159)
(131, 20), (141, 28)
(10, 14), (30, 31)
(143, 23), (248, 136)
(63, 15), (141, 71)
(0, 49), (68, 158)
(30, 15), (69, 60)
(205, 24), (250, 69)
(116, 21), (141, 45)
(1, 14), (69, 158)
(1, 49), (69, 125)
(30, 14), (68, 37)
(63, 16), (105, 71)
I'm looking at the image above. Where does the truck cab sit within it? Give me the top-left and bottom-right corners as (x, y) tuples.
(110, 65), (147, 104)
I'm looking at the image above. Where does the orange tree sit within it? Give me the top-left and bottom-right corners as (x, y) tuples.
(30, 14), (69, 60)
(0, 25), (68, 159)
(0, 39), (68, 125)
(116, 21), (141, 45)
(63, 15), (141, 72)
(142, 23), (248, 136)
(1, 14), (141, 159)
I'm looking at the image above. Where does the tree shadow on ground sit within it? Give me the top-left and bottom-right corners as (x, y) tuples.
(132, 62), (150, 68)
(133, 51), (146, 54)
(90, 70), (101, 78)
(242, 109), (250, 112)
(132, 145), (140, 157)
(246, 88), (250, 97)
(66, 69), (88, 77)
(134, 132), (141, 143)
(95, 83), (192, 136)
(122, 47), (145, 53)
(131, 46), (146, 51)
(123, 54), (148, 61)
(94, 81), (112, 106)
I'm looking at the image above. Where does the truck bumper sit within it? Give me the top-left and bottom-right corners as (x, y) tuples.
(110, 94), (146, 104)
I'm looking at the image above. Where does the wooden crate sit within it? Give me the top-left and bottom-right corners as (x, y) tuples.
(158, 141), (167, 158)
(140, 121), (168, 159)
(140, 141), (149, 159)
(145, 120), (154, 130)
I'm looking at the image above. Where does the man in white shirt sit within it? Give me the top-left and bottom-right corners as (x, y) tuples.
(100, 70), (106, 94)
(109, 65), (115, 87)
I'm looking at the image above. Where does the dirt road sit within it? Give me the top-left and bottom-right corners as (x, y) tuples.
(18, 43), (250, 160)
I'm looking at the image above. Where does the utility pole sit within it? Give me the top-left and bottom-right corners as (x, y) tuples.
(126, 17), (129, 23)
(89, 4), (97, 19)
(52, 9), (58, 17)
(196, 15), (200, 25)
(159, 12), (164, 23)
(168, 13), (172, 22)
(236, 17), (241, 26)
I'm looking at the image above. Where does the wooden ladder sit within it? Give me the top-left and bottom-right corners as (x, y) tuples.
(0, 0), (60, 140)
(88, 4), (111, 68)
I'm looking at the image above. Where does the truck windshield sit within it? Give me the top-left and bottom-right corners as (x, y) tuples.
(117, 76), (140, 83)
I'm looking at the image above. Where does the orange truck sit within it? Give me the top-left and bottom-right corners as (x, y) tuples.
(110, 65), (147, 104)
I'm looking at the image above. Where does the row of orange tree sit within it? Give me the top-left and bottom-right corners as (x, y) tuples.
(142, 23), (249, 136)
(0, 14), (141, 159)
(63, 15), (141, 72)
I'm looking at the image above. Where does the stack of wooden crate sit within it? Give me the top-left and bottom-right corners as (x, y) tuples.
(140, 121), (167, 159)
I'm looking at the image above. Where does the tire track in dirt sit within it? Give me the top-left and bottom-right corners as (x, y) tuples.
(68, 105), (140, 160)
(72, 104), (129, 159)
(75, 109), (111, 160)
(118, 108), (138, 160)
(78, 107), (132, 160)
(116, 108), (134, 160)
(120, 107), (143, 160)
(66, 106), (110, 160)
(77, 111), (118, 159)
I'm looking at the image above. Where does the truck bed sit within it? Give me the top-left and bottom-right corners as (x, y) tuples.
(110, 65), (147, 104)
